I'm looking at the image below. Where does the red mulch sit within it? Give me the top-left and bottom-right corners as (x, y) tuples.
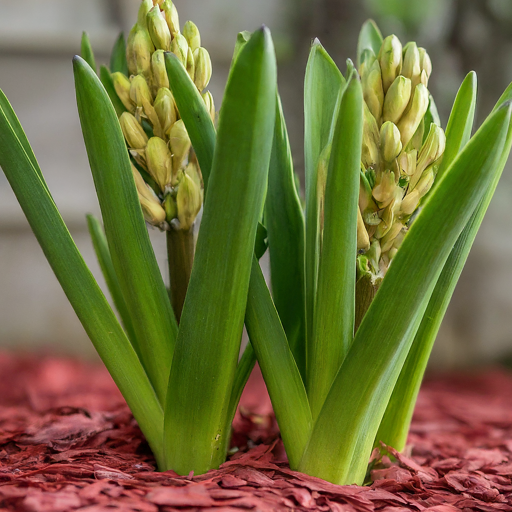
(0, 353), (510, 511)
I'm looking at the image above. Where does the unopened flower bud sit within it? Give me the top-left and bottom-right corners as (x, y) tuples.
(380, 222), (404, 253)
(186, 47), (195, 81)
(152, 49), (170, 90)
(132, 164), (166, 225)
(185, 161), (203, 192)
(362, 60), (384, 122)
(399, 149), (417, 176)
(202, 91), (215, 123)
(401, 189), (420, 215)
(379, 35), (402, 93)
(130, 74), (153, 108)
(137, 0), (153, 29)
(415, 165), (435, 197)
(380, 121), (402, 163)
(154, 88), (177, 135)
(169, 119), (192, 174)
(120, 112), (148, 149)
(193, 47), (212, 91)
(418, 47), (432, 83)
(129, 27), (154, 78)
(362, 103), (380, 168)
(372, 170), (396, 206)
(146, 136), (173, 190)
(171, 33), (188, 66)
(402, 42), (421, 88)
(112, 72), (135, 113)
(375, 198), (397, 238)
(163, 192), (178, 222)
(161, 0), (180, 37)
(177, 172), (202, 231)
(397, 83), (429, 148)
(147, 6), (171, 50)
(183, 21), (201, 52)
(357, 207), (370, 252)
(382, 75), (411, 124)
(412, 124), (445, 187)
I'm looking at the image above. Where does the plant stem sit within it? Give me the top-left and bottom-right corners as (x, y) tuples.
(355, 274), (380, 332)
(167, 228), (195, 323)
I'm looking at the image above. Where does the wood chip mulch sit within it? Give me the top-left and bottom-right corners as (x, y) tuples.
(0, 352), (511, 511)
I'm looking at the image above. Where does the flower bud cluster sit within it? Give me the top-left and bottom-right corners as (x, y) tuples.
(357, 35), (445, 277)
(114, 0), (214, 231)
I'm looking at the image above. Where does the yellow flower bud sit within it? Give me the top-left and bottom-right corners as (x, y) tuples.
(161, 0), (180, 38)
(146, 136), (173, 191)
(137, 0), (153, 29)
(129, 27), (154, 79)
(126, 25), (138, 76)
(169, 119), (192, 174)
(186, 47), (195, 82)
(380, 121), (402, 163)
(375, 198), (397, 238)
(396, 83), (429, 148)
(382, 75), (411, 124)
(111, 72), (135, 113)
(163, 192), (178, 223)
(399, 149), (417, 176)
(418, 47), (432, 83)
(357, 207), (370, 252)
(379, 35), (402, 93)
(414, 165), (435, 197)
(154, 88), (178, 135)
(193, 47), (212, 91)
(183, 20), (201, 52)
(380, 222), (404, 253)
(372, 170), (396, 206)
(185, 161), (203, 195)
(362, 103), (380, 168)
(402, 42), (421, 88)
(401, 189), (420, 215)
(147, 6), (171, 51)
(130, 74), (153, 108)
(362, 60), (384, 122)
(151, 49), (170, 90)
(132, 164), (166, 225)
(202, 91), (216, 123)
(177, 172), (202, 231)
(410, 124), (445, 188)
(171, 33), (188, 66)
(120, 112), (148, 149)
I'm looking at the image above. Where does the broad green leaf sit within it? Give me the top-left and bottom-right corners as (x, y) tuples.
(164, 28), (277, 476)
(0, 95), (164, 467)
(376, 79), (512, 452)
(73, 56), (177, 404)
(308, 76), (363, 420)
(245, 256), (312, 468)
(110, 32), (129, 75)
(357, 20), (383, 68)
(265, 95), (307, 381)
(299, 102), (512, 485)
(165, 53), (216, 191)
(80, 32), (97, 74)
(99, 65), (127, 117)
(436, 72), (477, 182)
(304, 41), (345, 378)
(86, 214), (138, 349)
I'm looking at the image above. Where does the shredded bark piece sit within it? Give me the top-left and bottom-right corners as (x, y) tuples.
(0, 352), (511, 511)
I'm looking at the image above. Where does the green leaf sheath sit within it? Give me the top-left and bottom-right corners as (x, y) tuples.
(245, 256), (312, 468)
(265, 95), (307, 381)
(0, 96), (164, 468)
(376, 79), (512, 452)
(110, 33), (129, 75)
(163, 28), (277, 476)
(299, 103), (512, 486)
(165, 53), (216, 191)
(436, 72), (477, 182)
(86, 215), (138, 349)
(80, 32), (97, 74)
(73, 56), (177, 404)
(0, 91), (52, 199)
(356, 20), (383, 68)
(304, 41), (344, 386)
(99, 65), (127, 117)
(308, 76), (364, 420)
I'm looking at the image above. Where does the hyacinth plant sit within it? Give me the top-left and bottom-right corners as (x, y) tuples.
(1, 0), (512, 486)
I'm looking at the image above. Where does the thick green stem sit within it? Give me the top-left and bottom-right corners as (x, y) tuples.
(167, 228), (195, 323)
(355, 273), (381, 332)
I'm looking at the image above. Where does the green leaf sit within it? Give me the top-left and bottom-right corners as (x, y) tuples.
(80, 32), (97, 74)
(299, 102), (512, 486)
(265, 95), (307, 381)
(165, 52), (216, 191)
(307, 75), (364, 420)
(99, 65), (127, 117)
(86, 214), (138, 349)
(304, 40), (345, 378)
(164, 28), (277, 476)
(436, 72), (477, 182)
(357, 20), (383, 68)
(73, 56), (177, 404)
(110, 32), (129, 75)
(245, 256), (312, 468)
(0, 94), (164, 468)
(375, 79), (512, 452)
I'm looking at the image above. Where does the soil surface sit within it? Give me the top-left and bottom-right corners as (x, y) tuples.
(0, 352), (510, 511)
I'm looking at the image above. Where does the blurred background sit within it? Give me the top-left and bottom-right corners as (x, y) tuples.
(1, 0), (512, 368)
